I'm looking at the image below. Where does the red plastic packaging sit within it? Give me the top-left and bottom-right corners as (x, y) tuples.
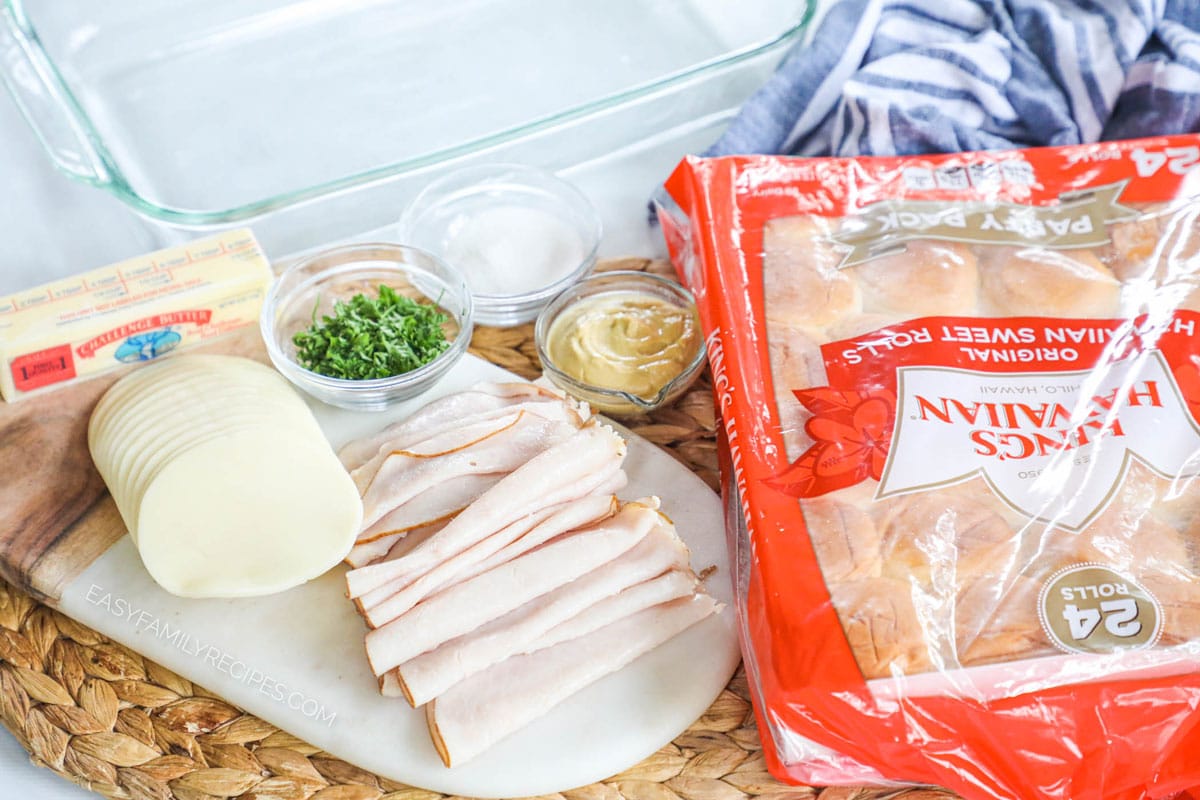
(658, 135), (1200, 800)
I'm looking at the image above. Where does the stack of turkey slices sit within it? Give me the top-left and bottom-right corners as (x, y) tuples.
(339, 383), (718, 767)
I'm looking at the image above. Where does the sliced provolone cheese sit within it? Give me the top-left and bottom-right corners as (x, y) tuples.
(136, 428), (361, 598)
(117, 406), (322, 526)
(91, 357), (291, 442)
(89, 354), (361, 598)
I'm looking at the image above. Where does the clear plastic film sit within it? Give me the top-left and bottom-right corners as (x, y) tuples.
(659, 136), (1200, 800)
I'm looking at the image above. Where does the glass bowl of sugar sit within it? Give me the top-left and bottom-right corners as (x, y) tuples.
(399, 164), (602, 327)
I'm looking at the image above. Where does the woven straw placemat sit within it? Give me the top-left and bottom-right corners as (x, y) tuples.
(0, 258), (956, 800)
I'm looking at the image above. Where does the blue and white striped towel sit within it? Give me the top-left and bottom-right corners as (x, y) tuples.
(708, 0), (1200, 157)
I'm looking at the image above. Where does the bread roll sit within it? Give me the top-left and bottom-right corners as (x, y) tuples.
(1153, 209), (1200, 310)
(763, 216), (861, 327)
(825, 479), (882, 510)
(1106, 204), (1200, 283)
(826, 313), (907, 341)
(802, 498), (882, 582)
(828, 578), (933, 679)
(1132, 568), (1200, 645)
(1076, 483), (1193, 578)
(979, 246), (1120, 318)
(852, 241), (979, 317)
(875, 484), (1019, 584)
(1156, 477), (1200, 533)
(1090, 461), (1200, 535)
(955, 575), (1053, 667)
(1106, 209), (1166, 283)
(1107, 206), (1200, 312)
(767, 323), (827, 460)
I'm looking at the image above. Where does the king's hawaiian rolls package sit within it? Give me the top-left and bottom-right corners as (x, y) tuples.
(658, 135), (1200, 800)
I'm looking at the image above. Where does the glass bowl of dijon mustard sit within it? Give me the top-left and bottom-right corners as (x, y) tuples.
(535, 271), (705, 417)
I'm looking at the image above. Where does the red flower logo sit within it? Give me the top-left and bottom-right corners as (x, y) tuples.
(768, 386), (897, 497)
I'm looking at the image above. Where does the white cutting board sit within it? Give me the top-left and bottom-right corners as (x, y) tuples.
(56, 354), (740, 798)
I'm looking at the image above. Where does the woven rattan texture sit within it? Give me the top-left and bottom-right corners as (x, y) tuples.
(0, 258), (958, 800)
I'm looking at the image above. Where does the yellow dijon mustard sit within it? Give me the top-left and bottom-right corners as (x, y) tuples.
(545, 291), (701, 401)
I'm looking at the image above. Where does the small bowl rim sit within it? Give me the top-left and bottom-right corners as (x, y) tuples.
(534, 269), (706, 413)
(261, 242), (475, 395)
(399, 162), (603, 309)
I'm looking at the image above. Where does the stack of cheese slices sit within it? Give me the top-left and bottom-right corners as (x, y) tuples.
(88, 355), (362, 598)
(340, 382), (719, 766)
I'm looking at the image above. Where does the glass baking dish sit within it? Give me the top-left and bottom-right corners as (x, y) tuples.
(0, 0), (813, 255)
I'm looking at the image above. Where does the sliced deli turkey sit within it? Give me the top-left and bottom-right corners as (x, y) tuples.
(659, 135), (1200, 800)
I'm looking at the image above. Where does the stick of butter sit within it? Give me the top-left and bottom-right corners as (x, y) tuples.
(0, 229), (273, 401)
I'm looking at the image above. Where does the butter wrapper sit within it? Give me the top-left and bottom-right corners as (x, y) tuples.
(0, 229), (273, 401)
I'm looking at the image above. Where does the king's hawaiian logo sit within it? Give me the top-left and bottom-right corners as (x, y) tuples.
(773, 350), (1200, 531)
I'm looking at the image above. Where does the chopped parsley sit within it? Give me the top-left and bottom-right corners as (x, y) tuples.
(293, 285), (451, 380)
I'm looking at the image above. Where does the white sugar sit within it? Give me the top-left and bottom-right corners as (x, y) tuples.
(443, 204), (585, 296)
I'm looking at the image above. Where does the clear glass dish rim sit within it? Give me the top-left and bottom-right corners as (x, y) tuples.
(260, 243), (475, 394)
(534, 269), (707, 412)
(4, 0), (815, 225)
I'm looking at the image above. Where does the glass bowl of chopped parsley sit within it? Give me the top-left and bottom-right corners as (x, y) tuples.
(262, 243), (473, 410)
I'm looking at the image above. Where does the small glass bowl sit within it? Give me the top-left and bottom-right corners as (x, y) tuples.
(261, 243), (473, 411)
(399, 163), (602, 327)
(535, 271), (706, 418)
